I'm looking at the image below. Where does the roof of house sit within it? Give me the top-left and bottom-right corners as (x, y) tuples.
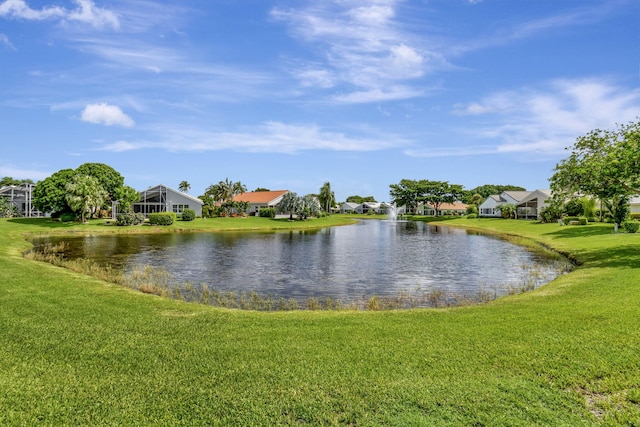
(233, 190), (288, 204)
(427, 202), (468, 210)
(502, 191), (532, 202)
(139, 184), (204, 205)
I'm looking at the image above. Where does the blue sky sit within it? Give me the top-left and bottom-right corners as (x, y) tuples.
(1, 0), (638, 202)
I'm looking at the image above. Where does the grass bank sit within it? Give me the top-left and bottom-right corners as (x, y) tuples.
(1, 217), (639, 425)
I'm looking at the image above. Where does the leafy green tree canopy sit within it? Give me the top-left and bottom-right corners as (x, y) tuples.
(390, 179), (464, 216)
(550, 120), (640, 227)
(346, 195), (376, 204)
(462, 184), (526, 203)
(75, 163), (124, 204)
(0, 177), (34, 187)
(116, 185), (141, 212)
(33, 168), (76, 214)
(65, 175), (108, 223)
(318, 182), (336, 213)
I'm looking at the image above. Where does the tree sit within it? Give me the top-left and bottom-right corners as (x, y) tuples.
(33, 168), (76, 214)
(300, 194), (321, 219)
(178, 181), (191, 193)
(75, 163), (124, 207)
(279, 191), (300, 220)
(346, 195), (376, 204)
(253, 187), (270, 192)
(318, 182), (336, 214)
(0, 197), (19, 218)
(496, 203), (517, 219)
(0, 177), (34, 187)
(389, 180), (421, 213)
(418, 180), (464, 217)
(65, 175), (108, 223)
(203, 178), (247, 216)
(116, 185), (140, 212)
(463, 184), (526, 202)
(550, 120), (640, 231)
(390, 179), (464, 216)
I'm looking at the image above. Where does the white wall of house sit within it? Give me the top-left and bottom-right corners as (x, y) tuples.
(478, 196), (502, 217)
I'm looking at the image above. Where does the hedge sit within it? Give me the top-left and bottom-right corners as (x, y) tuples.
(148, 212), (176, 225)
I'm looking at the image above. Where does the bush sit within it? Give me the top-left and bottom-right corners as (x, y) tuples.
(181, 209), (196, 221)
(578, 216), (588, 225)
(259, 207), (276, 218)
(466, 213), (478, 219)
(539, 205), (562, 223)
(623, 220), (639, 233)
(116, 212), (145, 226)
(148, 212), (176, 225)
(59, 212), (77, 222)
(630, 213), (640, 220)
(562, 216), (580, 225)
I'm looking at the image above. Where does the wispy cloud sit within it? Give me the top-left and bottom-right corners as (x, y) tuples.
(81, 103), (134, 127)
(271, 1), (442, 103)
(0, 0), (119, 30)
(410, 78), (640, 158)
(98, 121), (409, 154)
(0, 33), (14, 49)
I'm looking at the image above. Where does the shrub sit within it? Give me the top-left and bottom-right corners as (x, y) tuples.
(466, 213), (478, 219)
(578, 216), (588, 225)
(116, 212), (145, 226)
(59, 212), (77, 222)
(259, 207), (276, 218)
(623, 220), (639, 233)
(181, 209), (196, 221)
(539, 205), (562, 223)
(630, 213), (640, 221)
(562, 216), (580, 225)
(148, 212), (175, 225)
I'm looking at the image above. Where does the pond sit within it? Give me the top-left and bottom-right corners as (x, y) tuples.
(31, 220), (567, 308)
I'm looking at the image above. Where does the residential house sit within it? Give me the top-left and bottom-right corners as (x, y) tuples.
(418, 201), (468, 216)
(630, 197), (640, 216)
(516, 189), (552, 219)
(479, 190), (551, 219)
(0, 183), (43, 217)
(232, 190), (289, 216)
(339, 202), (359, 214)
(118, 184), (204, 218)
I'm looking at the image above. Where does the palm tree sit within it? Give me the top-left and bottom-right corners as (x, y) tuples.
(278, 191), (300, 220)
(204, 178), (247, 215)
(178, 180), (191, 193)
(318, 181), (335, 214)
(65, 174), (108, 223)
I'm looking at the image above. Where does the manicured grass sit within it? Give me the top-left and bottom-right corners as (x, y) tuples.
(1, 217), (639, 425)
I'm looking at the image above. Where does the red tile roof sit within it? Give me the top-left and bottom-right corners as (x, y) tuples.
(232, 190), (288, 204)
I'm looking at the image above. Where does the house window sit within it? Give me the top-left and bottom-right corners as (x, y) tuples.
(172, 204), (189, 213)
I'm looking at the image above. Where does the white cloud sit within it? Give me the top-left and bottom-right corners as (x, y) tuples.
(0, 33), (14, 49)
(0, 0), (119, 30)
(271, 1), (436, 103)
(81, 103), (135, 127)
(66, 0), (119, 30)
(408, 78), (640, 160)
(98, 121), (409, 154)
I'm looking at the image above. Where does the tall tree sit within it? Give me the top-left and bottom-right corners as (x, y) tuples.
(318, 182), (335, 214)
(32, 168), (76, 214)
(550, 120), (640, 230)
(178, 181), (191, 193)
(278, 191), (300, 220)
(75, 163), (124, 206)
(418, 180), (464, 217)
(0, 177), (34, 187)
(346, 195), (376, 204)
(116, 185), (141, 212)
(65, 175), (108, 222)
(389, 179), (421, 213)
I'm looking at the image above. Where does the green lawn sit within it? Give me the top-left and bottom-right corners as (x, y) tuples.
(1, 216), (639, 425)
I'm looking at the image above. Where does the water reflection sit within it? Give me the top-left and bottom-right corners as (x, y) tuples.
(32, 220), (565, 304)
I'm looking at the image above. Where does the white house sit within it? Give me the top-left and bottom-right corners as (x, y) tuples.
(418, 202), (468, 216)
(479, 191), (532, 218)
(630, 197), (640, 215)
(118, 184), (204, 218)
(339, 202), (359, 213)
(232, 190), (289, 216)
(0, 183), (43, 217)
(516, 189), (552, 219)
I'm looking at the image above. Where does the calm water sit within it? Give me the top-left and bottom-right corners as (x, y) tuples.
(32, 220), (564, 303)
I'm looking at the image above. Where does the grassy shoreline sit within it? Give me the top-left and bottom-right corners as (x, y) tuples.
(1, 216), (639, 425)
